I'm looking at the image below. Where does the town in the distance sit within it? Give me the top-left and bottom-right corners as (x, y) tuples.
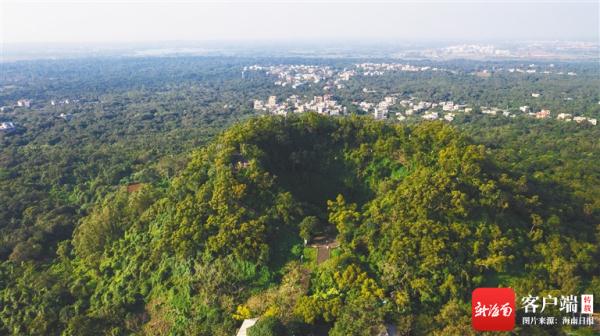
(0, 40), (599, 336)
(249, 62), (597, 126)
(3, 52), (599, 135)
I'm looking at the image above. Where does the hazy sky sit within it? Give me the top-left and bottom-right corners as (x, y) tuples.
(1, 1), (599, 44)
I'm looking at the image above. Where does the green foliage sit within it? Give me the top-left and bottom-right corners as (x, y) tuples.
(0, 112), (597, 335)
(299, 216), (318, 242)
(72, 186), (159, 264)
(247, 316), (286, 336)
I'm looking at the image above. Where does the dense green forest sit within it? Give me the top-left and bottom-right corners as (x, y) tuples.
(0, 57), (599, 335)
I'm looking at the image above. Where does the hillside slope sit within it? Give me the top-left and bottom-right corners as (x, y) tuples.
(1, 114), (598, 335)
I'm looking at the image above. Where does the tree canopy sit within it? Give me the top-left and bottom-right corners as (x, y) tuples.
(1, 113), (597, 335)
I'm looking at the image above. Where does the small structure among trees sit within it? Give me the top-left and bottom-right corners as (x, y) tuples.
(236, 318), (259, 336)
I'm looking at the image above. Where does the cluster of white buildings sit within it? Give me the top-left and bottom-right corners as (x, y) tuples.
(50, 99), (72, 106)
(16, 99), (32, 108)
(516, 107), (596, 125)
(355, 63), (449, 76)
(2, 99), (32, 112)
(359, 98), (472, 122)
(356, 96), (398, 120)
(0, 122), (15, 131)
(483, 106), (549, 119)
(479, 106), (596, 125)
(246, 63), (455, 89)
(482, 106), (549, 119)
(472, 64), (578, 77)
(481, 107), (516, 118)
(440, 44), (511, 57)
(245, 64), (340, 89)
(246, 63), (596, 127)
(393, 99), (597, 126)
(557, 113), (597, 125)
(506, 64), (577, 76)
(254, 94), (346, 116)
(395, 99), (472, 122)
(330, 70), (356, 89)
(252, 91), (597, 127)
(1, 97), (78, 113)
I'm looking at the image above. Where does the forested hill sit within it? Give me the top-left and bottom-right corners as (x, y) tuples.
(1, 114), (598, 335)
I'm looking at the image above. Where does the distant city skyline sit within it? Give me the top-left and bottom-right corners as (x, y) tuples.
(2, 1), (599, 45)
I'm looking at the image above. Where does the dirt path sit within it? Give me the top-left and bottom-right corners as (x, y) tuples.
(316, 247), (331, 264)
(311, 238), (339, 265)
